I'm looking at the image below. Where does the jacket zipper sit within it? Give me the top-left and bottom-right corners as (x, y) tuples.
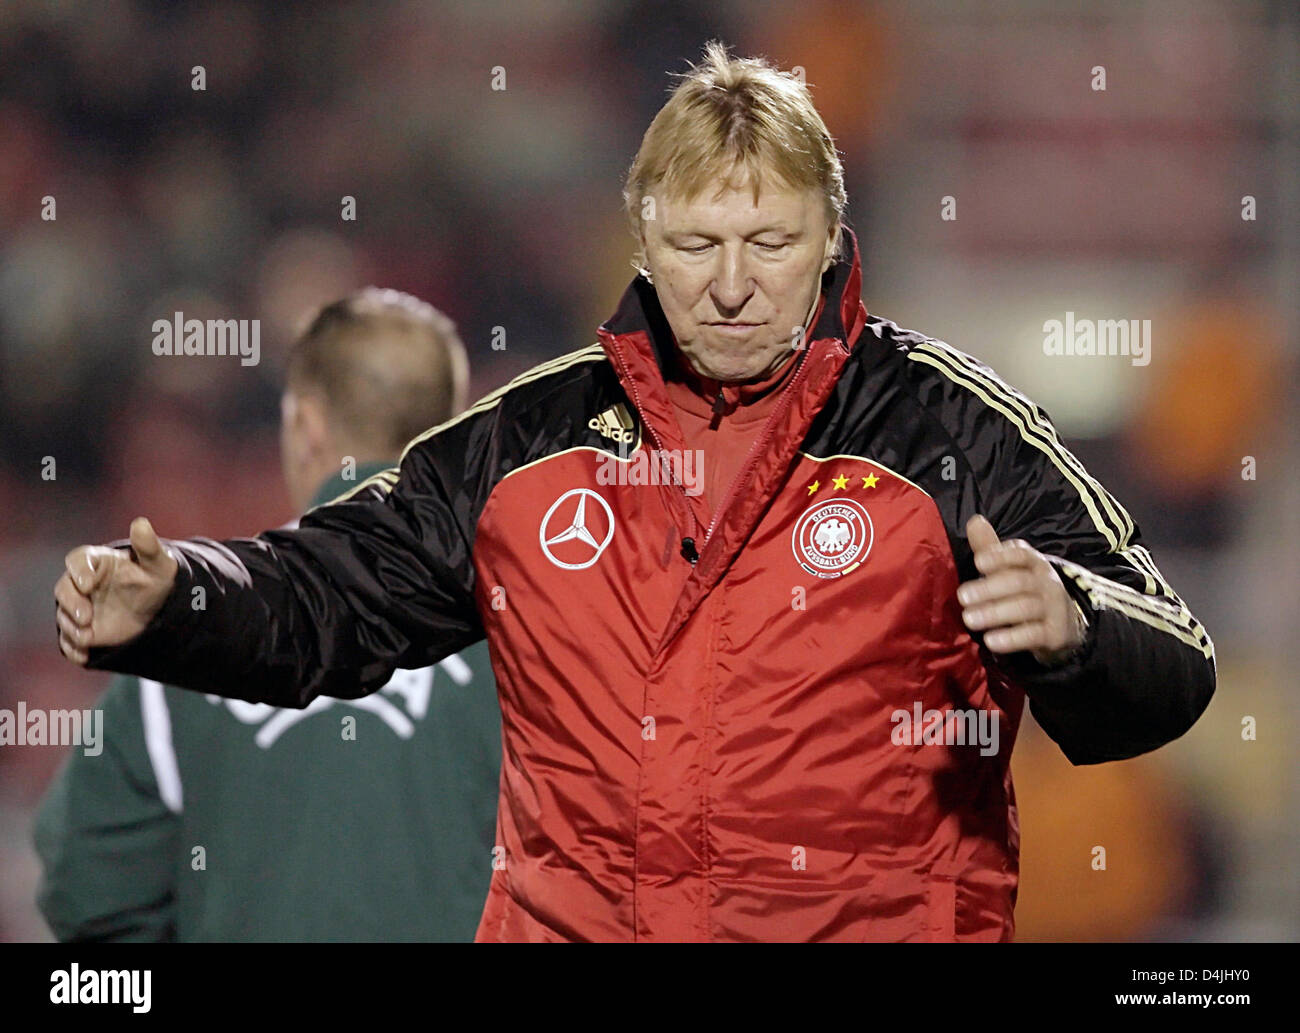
(702, 342), (825, 550)
(602, 332), (703, 560)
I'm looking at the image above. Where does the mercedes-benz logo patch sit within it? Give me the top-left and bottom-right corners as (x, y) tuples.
(539, 489), (616, 570)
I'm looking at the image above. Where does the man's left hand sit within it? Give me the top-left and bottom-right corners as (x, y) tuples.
(957, 514), (1087, 666)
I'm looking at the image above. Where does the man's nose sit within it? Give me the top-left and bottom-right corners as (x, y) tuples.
(710, 247), (755, 312)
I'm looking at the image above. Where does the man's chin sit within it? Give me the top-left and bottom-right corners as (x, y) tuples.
(702, 358), (790, 384)
(688, 345), (790, 383)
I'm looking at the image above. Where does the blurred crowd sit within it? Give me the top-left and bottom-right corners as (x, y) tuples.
(0, 0), (1295, 941)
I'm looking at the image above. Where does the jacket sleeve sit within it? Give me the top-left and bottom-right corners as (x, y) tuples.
(973, 389), (1216, 765)
(83, 402), (500, 708)
(33, 675), (180, 942)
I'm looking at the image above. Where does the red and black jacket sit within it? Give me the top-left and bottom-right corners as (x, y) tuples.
(88, 229), (1216, 941)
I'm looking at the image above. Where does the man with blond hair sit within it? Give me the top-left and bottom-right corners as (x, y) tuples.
(55, 43), (1214, 942)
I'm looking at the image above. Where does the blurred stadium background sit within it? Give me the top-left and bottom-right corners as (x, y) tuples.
(0, 0), (1296, 941)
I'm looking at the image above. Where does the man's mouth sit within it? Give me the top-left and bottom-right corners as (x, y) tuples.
(708, 321), (765, 335)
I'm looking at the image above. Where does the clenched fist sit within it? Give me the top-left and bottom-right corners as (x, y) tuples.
(957, 514), (1088, 667)
(54, 517), (178, 665)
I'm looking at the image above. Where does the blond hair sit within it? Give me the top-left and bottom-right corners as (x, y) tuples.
(622, 40), (847, 275)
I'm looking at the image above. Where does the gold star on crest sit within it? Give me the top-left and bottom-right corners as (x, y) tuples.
(832, 474), (849, 490)
(807, 480), (820, 495)
(862, 473), (879, 489)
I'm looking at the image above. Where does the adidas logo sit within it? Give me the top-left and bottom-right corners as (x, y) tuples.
(588, 404), (636, 445)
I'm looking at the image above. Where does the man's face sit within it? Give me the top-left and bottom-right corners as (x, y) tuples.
(642, 178), (837, 382)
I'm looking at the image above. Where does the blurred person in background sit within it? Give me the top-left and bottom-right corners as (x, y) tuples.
(34, 289), (501, 942)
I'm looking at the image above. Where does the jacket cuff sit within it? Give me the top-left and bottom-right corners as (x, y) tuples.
(84, 542), (203, 676)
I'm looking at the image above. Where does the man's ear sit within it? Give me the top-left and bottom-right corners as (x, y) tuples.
(635, 225), (653, 281)
(292, 390), (331, 457)
(821, 222), (840, 274)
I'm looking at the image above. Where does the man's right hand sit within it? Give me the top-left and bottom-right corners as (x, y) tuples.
(54, 517), (179, 665)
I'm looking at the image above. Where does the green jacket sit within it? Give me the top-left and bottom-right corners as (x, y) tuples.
(34, 467), (501, 941)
